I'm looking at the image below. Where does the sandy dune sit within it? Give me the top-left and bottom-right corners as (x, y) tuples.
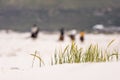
(0, 30), (120, 80)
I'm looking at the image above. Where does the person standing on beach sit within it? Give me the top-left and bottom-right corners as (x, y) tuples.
(31, 24), (40, 39)
(68, 29), (77, 41)
(59, 28), (65, 41)
(80, 31), (85, 42)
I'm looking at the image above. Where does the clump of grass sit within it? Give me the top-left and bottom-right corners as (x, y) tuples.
(51, 41), (119, 65)
(30, 51), (45, 67)
(51, 42), (83, 65)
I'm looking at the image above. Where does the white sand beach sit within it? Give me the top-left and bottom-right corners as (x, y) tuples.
(0, 30), (120, 80)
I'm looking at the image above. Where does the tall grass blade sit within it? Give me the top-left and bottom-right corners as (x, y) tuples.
(107, 40), (115, 48)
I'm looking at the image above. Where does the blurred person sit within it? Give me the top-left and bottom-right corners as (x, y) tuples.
(80, 31), (85, 42)
(59, 28), (65, 41)
(31, 24), (39, 39)
(68, 29), (77, 41)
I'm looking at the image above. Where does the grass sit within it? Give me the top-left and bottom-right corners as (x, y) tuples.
(30, 51), (45, 67)
(30, 40), (119, 67)
(51, 40), (119, 65)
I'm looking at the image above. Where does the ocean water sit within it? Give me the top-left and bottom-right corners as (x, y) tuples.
(0, 8), (120, 32)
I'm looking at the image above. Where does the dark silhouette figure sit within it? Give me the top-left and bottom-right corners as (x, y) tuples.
(59, 28), (64, 41)
(80, 32), (85, 42)
(69, 35), (75, 41)
(68, 29), (77, 41)
(31, 24), (39, 39)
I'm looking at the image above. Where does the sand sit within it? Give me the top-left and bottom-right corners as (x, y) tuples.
(0, 30), (120, 80)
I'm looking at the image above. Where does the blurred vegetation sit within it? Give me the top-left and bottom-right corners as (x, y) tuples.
(51, 41), (119, 65)
(30, 40), (119, 67)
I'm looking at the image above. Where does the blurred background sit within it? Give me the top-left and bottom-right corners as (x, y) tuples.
(0, 0), (120, 32)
